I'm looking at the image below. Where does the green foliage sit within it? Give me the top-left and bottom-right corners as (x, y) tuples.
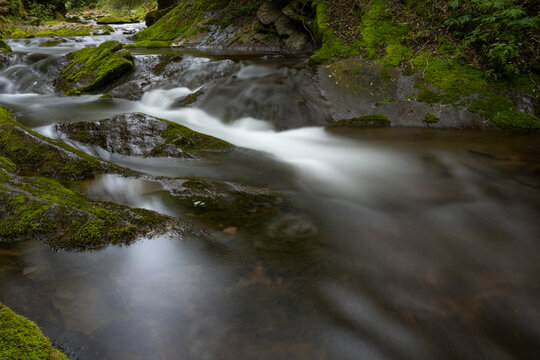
(27, 2), (55, 20)
(468, 96), (540, 133)
(424, 112), (440, 124)
(0, 302), (68, 360)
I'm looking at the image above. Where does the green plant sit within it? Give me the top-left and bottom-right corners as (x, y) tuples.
(444, 0), (539, 76)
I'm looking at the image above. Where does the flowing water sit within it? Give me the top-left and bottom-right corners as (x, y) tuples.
(1, 24), (540, 360)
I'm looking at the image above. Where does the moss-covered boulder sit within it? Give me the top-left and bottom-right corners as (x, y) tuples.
(0, 302), (68, 360)
(0, 107), (114, 180)
(0, 108), (180, 250)
(327, 114), (391, 129)
(0, 38), (10, 52)
(0, 160), (179, 250)
(55, 40), (134, 95)
(56, 113), (233, 158)
(96, 16), (137, 24)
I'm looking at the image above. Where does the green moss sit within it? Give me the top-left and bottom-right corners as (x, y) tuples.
(96, 16), (136, 24)
(381, 67), (392, 82)
(0, 38), (11, 52)
(0, 155), (16, 173)
(39, 39), (63, 47)
(328, 114), (391, 129)
(416, 89), (443, 104)
(134, 0), (226, 41)
(310, 1), (359, 64)
(412, 53), (488, 103)
(182, 88), (204, 106)
(381, 43), (412, 67)
(424, 113), (440, 124)
(0, 173), (177, 250)
(468, 96), (540, 133)
(151, 120), (232, 156)
(0, 107), (104, 180)
(125, 40), (171, 48)
(7, 25), (104, 38)
(0, 302), (68, 360)
(58, 40), (134, 95)
(358, 0), (409, 59)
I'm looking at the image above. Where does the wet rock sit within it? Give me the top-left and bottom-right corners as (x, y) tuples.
(284, 32), (309, 53)
(257, 2), (282, 25)
(55, 40), (134, 95)
(56, 113), (233, 158)
(316, 58), (484, 129)
(266, 214), (318, 240)
(0, 106), (112, 180)
(275, 15), (295, 36)
(164, 177), (290, 233)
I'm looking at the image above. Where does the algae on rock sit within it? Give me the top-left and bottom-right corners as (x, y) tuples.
(55, 40), (134, 95)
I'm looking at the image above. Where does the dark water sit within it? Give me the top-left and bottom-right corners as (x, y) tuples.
(1, 25), (540, 360)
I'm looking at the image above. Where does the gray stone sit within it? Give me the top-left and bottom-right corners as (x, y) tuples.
(275, 15), (295, 36)
(284, 31), (308, 52)
(257, 2), (281, 25)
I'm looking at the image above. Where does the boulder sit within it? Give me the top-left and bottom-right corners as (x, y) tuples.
(275, 15), (296, 36)
(54, 11), (65, 22)
(284, 31), (309, 52)
(257, 2), (281, 25)
(55, 113), (233, 158)
(55, 40), (134, 95)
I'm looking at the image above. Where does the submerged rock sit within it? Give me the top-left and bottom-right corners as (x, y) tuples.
(55, 40), (134, 95)
(56, 113), (233, 158)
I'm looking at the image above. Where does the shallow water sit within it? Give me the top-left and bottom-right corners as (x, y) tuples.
(1, 24), (540, 360)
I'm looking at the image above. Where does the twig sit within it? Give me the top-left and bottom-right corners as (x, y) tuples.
(300, 1), (317, 47)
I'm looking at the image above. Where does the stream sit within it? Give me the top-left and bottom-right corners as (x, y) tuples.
(0, 23), (540, 360)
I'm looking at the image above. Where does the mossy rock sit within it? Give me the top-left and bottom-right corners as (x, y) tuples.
(468, 96), (540, 133)
(39, 39), (66, 47)
(0, 172), (179, 250)
(125, 40), (171, 48)
(0, 38), (10, 52)
(56, 113), (233, 158)
(0, 107), (113, 180)
(424, 113), (440, 124)
(96, 16), (137, 24)
(328, 114), (391, 129)
(55, 40), (134, 95)
(0, 302), (68, 359)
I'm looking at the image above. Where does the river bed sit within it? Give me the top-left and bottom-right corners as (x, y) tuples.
(0, 24), (539, 360)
